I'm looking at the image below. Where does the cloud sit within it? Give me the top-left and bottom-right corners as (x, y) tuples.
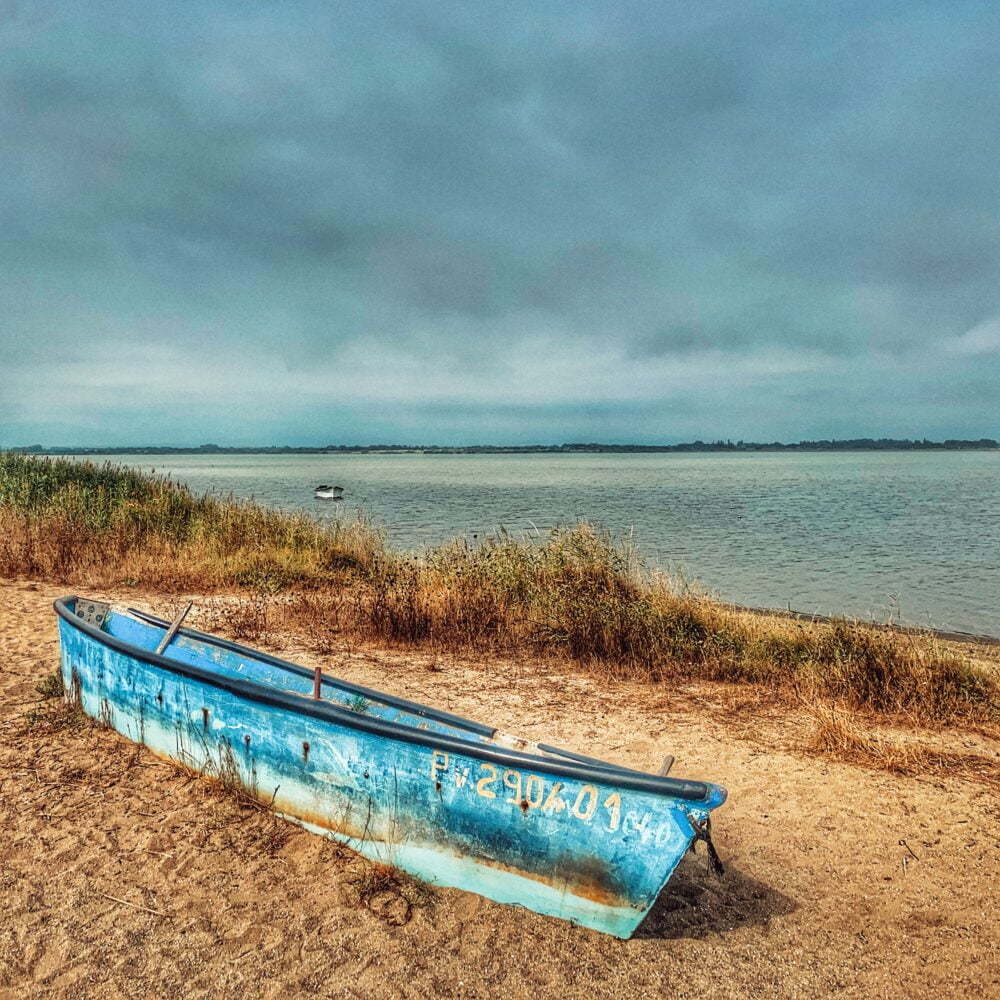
(1, 1), (999, 444)
(944, 317), (1000, 356)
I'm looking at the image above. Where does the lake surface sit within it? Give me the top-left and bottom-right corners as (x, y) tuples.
(73, 451), (999, 636)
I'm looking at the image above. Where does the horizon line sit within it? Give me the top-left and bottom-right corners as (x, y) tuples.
(6, 436), (999, 455)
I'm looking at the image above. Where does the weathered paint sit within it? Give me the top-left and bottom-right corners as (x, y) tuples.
(55, 597), (727, 937)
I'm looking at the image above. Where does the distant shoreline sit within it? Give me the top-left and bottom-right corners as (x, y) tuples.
(8, 437), (999, 456)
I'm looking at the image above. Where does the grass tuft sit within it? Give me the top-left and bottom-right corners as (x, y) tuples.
(35, 668), (65, 700)
(805, 701), (999, 783)
(344, 859), (436, 925)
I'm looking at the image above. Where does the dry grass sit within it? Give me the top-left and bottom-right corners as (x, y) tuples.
(18, 693), (89, 737)
(283, 527), (998, 726)
(34, 667), (64, 700)
(3, 453), (998, 728)
(0, 452), (383, 590)
(341, 859), (437, 926)
(805, 701), (999, 785)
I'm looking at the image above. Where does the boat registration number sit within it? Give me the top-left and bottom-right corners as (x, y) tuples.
(430, 751), (674, 844)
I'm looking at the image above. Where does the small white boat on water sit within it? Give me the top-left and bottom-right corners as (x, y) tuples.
(314, 484), (344, 500)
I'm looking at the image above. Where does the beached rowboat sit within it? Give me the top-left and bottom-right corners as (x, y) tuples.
(54, 596), (727, 937)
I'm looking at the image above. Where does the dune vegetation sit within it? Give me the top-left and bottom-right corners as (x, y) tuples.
(0, 451), (381, 589)
(2, 452), (996, 728)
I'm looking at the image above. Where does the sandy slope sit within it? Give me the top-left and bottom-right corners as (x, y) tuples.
(1, 580), (997, 999)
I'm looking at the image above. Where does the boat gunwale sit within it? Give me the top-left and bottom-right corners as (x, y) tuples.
(127, 608), (669, 784)
(123, 606), (494, 736)
(54, 595), (722, 804)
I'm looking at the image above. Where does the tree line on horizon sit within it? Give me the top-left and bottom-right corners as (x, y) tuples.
(7, 437), (999, 455)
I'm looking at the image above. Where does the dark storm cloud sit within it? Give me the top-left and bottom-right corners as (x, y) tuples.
(1, 0), (999, 445)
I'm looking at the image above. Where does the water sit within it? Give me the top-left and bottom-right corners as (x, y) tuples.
(73, 451), (999, 636)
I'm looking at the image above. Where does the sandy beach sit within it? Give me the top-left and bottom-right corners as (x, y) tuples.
(1, 579), (998, 998)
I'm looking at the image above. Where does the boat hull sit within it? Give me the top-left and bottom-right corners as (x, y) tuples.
(55, 599), (725, 937)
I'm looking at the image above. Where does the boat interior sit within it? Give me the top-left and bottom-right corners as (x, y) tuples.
(76, 600), (659, 778)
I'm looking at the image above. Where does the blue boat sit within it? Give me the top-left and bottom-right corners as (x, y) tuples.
(54, 596), (727, 937)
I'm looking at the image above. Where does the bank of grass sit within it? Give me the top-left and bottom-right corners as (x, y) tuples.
(0, 452), (382, 589)
(3, 453), (997, 728)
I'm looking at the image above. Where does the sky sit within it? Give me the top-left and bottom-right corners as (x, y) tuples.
(2, 1), (999, 446)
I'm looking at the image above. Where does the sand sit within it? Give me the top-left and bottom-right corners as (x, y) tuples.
(1, 579), (998, 999)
